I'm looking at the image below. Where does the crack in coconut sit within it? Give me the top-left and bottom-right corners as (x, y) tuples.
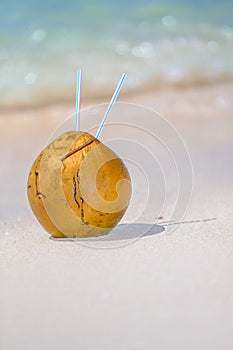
(62, 137), (95, 226)
(61, 138), (95, 162)
(77, 169), (88, 225)
(72, 176), (80, 208)
(35, 171), (46, 199)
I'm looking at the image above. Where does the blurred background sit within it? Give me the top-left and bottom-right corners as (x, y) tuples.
(0, 0), (232, 108)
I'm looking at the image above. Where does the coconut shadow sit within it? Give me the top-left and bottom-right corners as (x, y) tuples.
(50, 223), (165, 243)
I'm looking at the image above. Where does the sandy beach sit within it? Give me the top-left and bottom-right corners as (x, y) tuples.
(1, 82), (233, 349)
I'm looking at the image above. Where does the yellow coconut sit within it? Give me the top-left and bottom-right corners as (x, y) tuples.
(27, 131), (131, 238)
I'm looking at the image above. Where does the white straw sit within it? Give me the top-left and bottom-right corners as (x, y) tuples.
(95, 73), (127, 139)
(75, 69), (82, 131)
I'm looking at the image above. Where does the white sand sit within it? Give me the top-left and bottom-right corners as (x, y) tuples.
(1, 83), (233, 350)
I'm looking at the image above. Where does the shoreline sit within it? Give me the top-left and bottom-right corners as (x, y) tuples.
(0, 80), (232, 115)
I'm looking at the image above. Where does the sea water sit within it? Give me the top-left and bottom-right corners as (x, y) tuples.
(0, 0), (232, 108)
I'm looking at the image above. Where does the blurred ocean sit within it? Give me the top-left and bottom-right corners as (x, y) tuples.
(0, 0), (232, 108)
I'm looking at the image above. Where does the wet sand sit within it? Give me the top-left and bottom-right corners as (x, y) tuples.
(1, 82), (233, 350)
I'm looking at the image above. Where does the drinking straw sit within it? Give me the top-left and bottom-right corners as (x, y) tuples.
(95, 73), (127, 139)
(75, 69), (82, 131)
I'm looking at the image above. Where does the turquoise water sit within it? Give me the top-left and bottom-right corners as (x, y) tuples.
(0, 0), (232, 108)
